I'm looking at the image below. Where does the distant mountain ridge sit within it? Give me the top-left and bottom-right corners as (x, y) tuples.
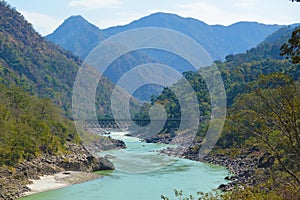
(103, 13), (282, 60)
(46, 13), (284, 101)
(47, 12), (283, 61)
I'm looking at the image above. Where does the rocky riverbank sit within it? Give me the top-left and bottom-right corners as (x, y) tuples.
(0, 142), (114, 200)
(202, 150), (273, 191)
(84, 128), (126, 152)
(142, 133), (274, 192)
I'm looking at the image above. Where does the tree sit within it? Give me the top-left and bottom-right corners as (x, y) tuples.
(281, 28), (300, 63)
(232, 74), (300, 188)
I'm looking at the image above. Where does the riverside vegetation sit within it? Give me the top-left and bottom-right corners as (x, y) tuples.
(0, 1), (119, 199)
(149, 26), (300, 199)
(1, 0), (300, 199)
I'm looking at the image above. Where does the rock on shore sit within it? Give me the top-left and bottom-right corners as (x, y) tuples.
(147, 132), (274, 192)
(160, 144), (274, 192)
(0, 141), (114, 200)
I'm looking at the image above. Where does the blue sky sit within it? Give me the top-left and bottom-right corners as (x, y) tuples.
(6, 0), (300, 36)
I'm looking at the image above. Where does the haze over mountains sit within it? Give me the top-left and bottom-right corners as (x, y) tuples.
(47, 13), (283, 61)
(0, 3), (133, 117)
(1, 1), (300, 198)
(46, 13), (285, 101)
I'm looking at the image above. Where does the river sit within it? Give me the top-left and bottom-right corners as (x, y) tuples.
(21, 131), (229, 200)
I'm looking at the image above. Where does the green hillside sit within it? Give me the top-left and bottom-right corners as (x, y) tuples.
(0, 2), (120, 198)
(149, 26), (300, 199)
(151, 26), (300, 132)
(0, 1), (129, 119)
(0, 85), (80, 166)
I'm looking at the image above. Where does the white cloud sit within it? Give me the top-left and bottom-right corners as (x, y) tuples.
(95, 11), (151, 29)
(175, 2), (235, 25)
(172, 0), (300, 26)
(233, 0), (257, 10)
(20, 10), (62, 35)
(68, 0), (123, 10)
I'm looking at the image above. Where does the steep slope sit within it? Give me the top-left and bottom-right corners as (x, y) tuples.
(46, 15), (161, 101)
(0, 2), (123, 117)
(0, 2), (79, 113)
(46, 15), (106, 59)
(46, 13), (282, 101)
(147, 25), (300, 136)
(143, 26), (300, 199)
(224, 25), (300, 64)
(0, 2), (117, 199)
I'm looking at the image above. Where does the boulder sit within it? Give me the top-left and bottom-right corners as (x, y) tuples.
(92, 157), (114, 171)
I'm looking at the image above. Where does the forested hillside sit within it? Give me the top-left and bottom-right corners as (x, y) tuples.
(149, 26), (300, 133)
(0, 85), (80, 166)
(0, 1), (126, 118)
(0, 2), (118, 198)
(0, 0), (123, 166)
(46, 13), (283, 101)
(0, 1), (79, 113)
(150, 26), (300, 199)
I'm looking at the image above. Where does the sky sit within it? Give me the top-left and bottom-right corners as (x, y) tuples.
(5, 0), (300, 36)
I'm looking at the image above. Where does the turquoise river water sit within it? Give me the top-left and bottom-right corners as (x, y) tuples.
(21, 132), (229, 200)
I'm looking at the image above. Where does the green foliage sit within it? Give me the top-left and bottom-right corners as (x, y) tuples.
(155, 23), (300, 199)
(162, 183), (300, 200)
(0, 85), (80, 166)
(142, 25), (300, 137)
(230, 74), (300, 186)
(281, 28), (300, 63)
(0, 1), (126, 119)
(0, 2), (141, 170)
(161, 189), (197, 200)
(145, 59), (299, 136)
(161, 189), (229, 200)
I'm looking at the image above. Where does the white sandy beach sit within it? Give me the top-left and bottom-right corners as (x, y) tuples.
(23, 171), (100, 196)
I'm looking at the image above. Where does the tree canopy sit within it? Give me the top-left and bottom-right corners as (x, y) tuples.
(281, 28), (300, 63)
(0, 85), (80, 166)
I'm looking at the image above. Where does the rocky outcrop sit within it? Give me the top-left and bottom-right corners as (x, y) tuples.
(0, 168), (30, 200)
(94, 158), (115, 171)
(84, 128), (126, 152)
(0, 142), (114, 200)
(157, 140), (274, 192)
(201, 149), (274, 192)
(56, 142), (114, 172)
(141, 129), (276, 192)
(144, 134), (173, 144)
(85, 137), (126, 152)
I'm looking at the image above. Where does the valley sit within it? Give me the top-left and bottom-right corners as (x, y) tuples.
(0, 0), (299, 199)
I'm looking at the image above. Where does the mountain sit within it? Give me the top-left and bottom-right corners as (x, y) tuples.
(103, 12), (282, 60)
(0, 3), (129, 117)
(223, 25), (300, 64)
(46, 13), (283, 101)
(47, 15), (161, 101)
(47, 15), (106, 59)
(0, 3), (78, 114)
(0, 2), (119, 199)
(48, 13), (283, 61)
(148, 25), (300, 135)
(142, 25), (300, 199)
